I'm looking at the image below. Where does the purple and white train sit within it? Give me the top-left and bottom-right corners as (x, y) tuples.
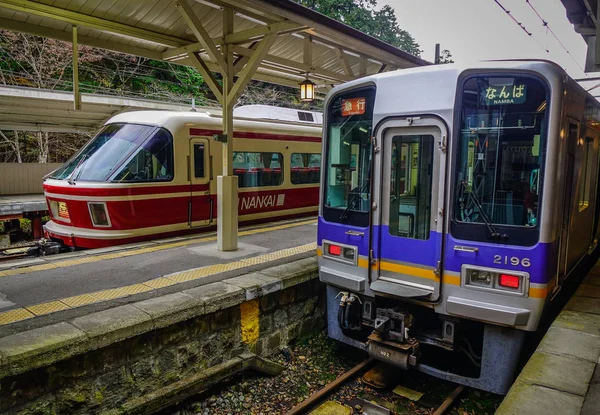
(317, 60), (600, 393)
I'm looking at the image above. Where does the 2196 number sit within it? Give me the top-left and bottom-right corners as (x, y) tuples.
(493, 255), (531, 268)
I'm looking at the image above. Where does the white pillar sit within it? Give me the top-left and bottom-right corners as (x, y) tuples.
(217, 8), (238, 251)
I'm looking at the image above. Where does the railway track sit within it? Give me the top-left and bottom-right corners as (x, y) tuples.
(286, 359), (466, 415)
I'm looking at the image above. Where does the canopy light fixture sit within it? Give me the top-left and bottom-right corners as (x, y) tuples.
(299, 78), (316, 102)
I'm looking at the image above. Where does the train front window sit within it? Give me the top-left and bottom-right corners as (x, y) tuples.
(452, 75), (548, 246)
(50, 123), (158, 182)
(323, 87), (375, 227)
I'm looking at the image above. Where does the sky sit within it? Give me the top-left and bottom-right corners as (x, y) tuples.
(385, 0), (594, 83)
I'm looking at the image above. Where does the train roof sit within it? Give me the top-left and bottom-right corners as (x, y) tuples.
(105, 110), (322, 137)
(325, 60), (598, 118)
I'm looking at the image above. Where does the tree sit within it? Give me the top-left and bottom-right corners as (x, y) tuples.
(296, 0), (421, 56)
(438, 49), (454, 64)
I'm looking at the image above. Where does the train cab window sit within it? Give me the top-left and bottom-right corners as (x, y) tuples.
(389, 135), (433, 240)
(291, 153), (321, 184)
(194, 143), (205, 178)
(111, 128), (174, 182)
(50, 123), (157, 181)
(452, 75), (548, 246)
(233, 152), (283, 187)
(323, 87), (376, 227)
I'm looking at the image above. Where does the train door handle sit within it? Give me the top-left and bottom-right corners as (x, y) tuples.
(345, 230), (364, 236)
(453, 245), (479, 253)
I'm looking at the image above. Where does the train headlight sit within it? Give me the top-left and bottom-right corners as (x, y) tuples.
(462, 266), (528, 296)
(88, 202), (111, 227)
(49, 200), (71, 223)
(322, 240), (358, 266)
(48, 200), (59, 219)
(467, 269), (493, 286)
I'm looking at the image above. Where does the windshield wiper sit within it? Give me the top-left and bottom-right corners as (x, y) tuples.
(67, 154), (89, 185)
(340, 179), (370, 220)
(461, 181), (506, 240)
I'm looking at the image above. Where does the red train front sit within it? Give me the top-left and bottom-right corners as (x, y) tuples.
(43, 110), (322, 249)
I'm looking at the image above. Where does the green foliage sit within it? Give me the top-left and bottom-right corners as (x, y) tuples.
(296, 0), (421, 56)
(438, 49), (454, 64)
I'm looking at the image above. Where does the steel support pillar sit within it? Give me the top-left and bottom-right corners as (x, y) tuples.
(72, 25), (81, 110)
(217, 8), (238, 251)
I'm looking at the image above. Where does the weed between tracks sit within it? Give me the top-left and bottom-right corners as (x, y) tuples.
(164, 330), (501, 415)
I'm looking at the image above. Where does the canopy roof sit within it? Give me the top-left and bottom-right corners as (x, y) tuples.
(0, 0), (429, 91)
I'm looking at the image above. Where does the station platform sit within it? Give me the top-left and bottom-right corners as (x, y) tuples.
(0, 217), (317, 336)
(0, 194), (47, 219)
(497, 264), (600, 415)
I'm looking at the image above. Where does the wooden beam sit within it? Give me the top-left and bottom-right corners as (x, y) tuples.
(0, 0), (188, 47)
(189, 53), (223, 103)
(224, 21), (302, 44)
(303, 35), (312, 68)
(231, 45), (353, 82)
(0, 17), (165, 60)
(359, 56), (367, 76)
(233, 41), (257, 74)
(227, 34), (277, 106)
(175, 0), (227, 71)
(335, 48), (354, 77)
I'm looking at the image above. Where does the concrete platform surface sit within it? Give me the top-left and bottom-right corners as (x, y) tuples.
(0, 218), (317, 335)
(0, 194), (46, 217)
(497, 264), (600, 415)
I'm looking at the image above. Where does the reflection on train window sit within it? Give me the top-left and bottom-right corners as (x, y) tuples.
(389, 135), (433, 240)
(112, 129), (174, 182)
(579, 138), (594, 211)
(50, 123), (157, 181)
(194, 144), (205, 178)
(291, 153), (321, 184)
(454, 76), (547, 234)
(233, 152), (283, 187)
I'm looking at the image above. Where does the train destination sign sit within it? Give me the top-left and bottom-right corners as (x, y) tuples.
(483, 84), (526, 105)
(341, 97), (366, 116)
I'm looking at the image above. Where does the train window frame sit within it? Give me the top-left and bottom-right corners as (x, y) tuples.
(579, 137), (594, 211)
(109, 127), (175, 183)
(193, 143), (206, 179)
(449, 72), (550, 247)
(388, 134), (434, 240)
(322, 86), (376, 228)
(232, 151), (285, 188)
(290, 153), (321, 185)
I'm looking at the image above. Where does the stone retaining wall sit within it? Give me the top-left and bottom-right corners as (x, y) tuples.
(0, 257), (323, 415)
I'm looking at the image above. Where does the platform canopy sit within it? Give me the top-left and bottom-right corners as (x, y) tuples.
(562, 0), (600, 72)
(0, 85), (213, 133)
(0, 0), (429, 251)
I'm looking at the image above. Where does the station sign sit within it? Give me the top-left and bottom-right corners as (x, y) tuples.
(483, 84), (526, 105)
(341, 97), (366, 116)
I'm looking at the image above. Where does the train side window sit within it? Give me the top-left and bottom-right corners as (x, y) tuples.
(111, 128), (174, 182)
(232, 152), (284, 187)
(389, 135), (433, 240)
(193, 144), (205, 178)
(291, 153), (321, 184)
(579, 137), (594, 211)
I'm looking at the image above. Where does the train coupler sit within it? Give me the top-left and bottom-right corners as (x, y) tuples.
(367, 332), (420, 370)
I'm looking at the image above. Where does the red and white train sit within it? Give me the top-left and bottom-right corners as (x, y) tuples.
(43, 108), (322, 248)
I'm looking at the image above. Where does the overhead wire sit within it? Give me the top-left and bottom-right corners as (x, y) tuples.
(525, 0), (586, 74)
(492, 0), (549, 54)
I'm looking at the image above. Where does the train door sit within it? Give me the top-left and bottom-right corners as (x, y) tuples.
(371, 118), (447, 301)
(189, 138), (212, 228)
(557, 121), (578, 288)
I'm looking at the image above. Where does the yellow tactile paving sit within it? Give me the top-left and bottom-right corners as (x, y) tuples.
(90, 284), (153, 301)
(0, 219), (317, 279)
(0, 229), (318, 326)
(0, 308), (35, 325)
(143, 277), (179, 289)
(61, 294), (101, 307)
(26, 301), (71, 316)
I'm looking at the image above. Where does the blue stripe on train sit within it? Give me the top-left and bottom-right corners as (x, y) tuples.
(318, 216), (557, 285)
